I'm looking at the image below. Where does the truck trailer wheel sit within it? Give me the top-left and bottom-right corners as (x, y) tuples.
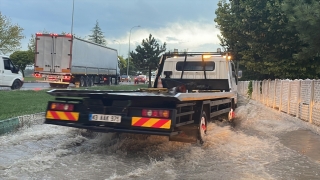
(86, 76), (92, 87)
(89, 76), (94, 87)
(198, 111), (208, 144)
(80, 76), (86, 87)
(11, 79), (22, 90)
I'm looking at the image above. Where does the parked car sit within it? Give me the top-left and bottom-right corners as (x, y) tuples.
(120, 75), (131, 82)
(134, 75), (147, 84)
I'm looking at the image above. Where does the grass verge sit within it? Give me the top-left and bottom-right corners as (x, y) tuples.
(0, 84), (147, 121)
(24, 76), (38, 82)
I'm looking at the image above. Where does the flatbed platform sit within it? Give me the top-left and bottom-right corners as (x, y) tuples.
(47, 89), (236, 102)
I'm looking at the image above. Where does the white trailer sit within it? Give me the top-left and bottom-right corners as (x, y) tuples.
(34, 33), (120, 88)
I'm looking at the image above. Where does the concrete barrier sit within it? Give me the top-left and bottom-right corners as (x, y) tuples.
(0, 112), (45, 135)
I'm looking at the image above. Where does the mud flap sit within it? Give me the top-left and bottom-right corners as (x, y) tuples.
(169, 124), (199, 143)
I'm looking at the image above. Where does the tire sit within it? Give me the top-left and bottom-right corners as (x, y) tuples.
(11, 79), (22, 90)
(80, 76), (86, 87)
(86, 76), (93, 87)
(198, 111), (208, 144)
(90, 76), (94, 86)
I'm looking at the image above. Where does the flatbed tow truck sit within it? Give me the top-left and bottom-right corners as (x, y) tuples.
(45, 52), (238, 143)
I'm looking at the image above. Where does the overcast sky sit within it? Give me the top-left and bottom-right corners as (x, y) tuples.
(0, 0), (222, 57)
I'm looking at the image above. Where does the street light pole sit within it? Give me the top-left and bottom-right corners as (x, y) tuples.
(113, 40), (121, 56)
(127, 25), (140, 76)
(71, 0), (75, 35)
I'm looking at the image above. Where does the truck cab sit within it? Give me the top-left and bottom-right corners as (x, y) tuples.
(0, 55), (24, 89)
(157, 53), (238, 94)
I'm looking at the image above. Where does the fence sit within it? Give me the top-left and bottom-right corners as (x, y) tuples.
(238, 80), (320, 127)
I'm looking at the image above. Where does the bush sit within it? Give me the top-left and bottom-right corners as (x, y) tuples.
(247, 81), (253, 98)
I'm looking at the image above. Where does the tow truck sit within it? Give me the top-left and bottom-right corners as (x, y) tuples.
(45, 51), (238, 143)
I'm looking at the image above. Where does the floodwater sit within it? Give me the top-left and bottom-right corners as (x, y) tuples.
(0, 97), (320, 180)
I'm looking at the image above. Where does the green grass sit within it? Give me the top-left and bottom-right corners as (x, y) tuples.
(24, 76), (38, 82)
(0, 84), (148, 121)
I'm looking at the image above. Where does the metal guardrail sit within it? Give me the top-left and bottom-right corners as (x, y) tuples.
(238, 80), (320, 127)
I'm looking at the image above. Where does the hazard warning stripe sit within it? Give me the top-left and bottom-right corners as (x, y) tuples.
(132, 117), (171, 129)
(46, 111), (79, 121)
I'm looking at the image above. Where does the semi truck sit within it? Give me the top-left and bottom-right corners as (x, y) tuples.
(0, 55), (24, 90)
(44, 51), (239, 144)
(34, 33), (120, 88)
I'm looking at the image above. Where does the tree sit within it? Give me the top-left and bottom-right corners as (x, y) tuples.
(282, 0), (320, 77)
(214, 0), (319, 79)
(27, 34), (36, 62)
(9, 51), (34, 77)
(0, 12), (24, 54)
(88, 20), (106, 45)
(130, 34), (166, 87)
(118, 55), (127, 74)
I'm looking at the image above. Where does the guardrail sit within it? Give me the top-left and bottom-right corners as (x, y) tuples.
(238, 80), (320, 127)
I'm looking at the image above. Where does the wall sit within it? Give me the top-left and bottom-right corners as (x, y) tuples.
(238, 80), (320, 127)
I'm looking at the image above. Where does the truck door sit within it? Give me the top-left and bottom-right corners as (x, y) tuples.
(2, 58), (17, 86)
(54, 36), (72, 73)
(35, 35), (54, 72)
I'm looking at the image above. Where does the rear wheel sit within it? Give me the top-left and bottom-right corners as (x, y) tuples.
(198, 111), (207, 144)
(11, 79), (22, 90)
(86, 76), (92, 87)
(80, 76), (86, 87)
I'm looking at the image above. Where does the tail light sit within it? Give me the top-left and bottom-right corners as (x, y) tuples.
(142, 109), (170, 118)
(34, 73), (42, 78)
(63, 75), (71, 80)
(50, 103), (74, 111)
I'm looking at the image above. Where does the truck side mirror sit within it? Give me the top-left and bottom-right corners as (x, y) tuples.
(238, 70), (242, 79)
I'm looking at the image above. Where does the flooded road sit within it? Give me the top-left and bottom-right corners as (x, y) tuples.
(1, 97), (320, 180)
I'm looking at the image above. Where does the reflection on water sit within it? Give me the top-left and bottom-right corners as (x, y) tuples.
(279, 129), (320, 162)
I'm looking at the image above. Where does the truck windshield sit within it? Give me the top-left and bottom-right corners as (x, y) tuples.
(176, 61), (215, 71)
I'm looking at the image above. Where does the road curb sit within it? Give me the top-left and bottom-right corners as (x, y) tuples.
(0, 112), (45, 135)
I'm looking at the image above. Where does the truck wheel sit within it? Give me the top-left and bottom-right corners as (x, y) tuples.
(90, 76), (94, 86)
(80, 76), (86, 87)
(198, 111), (208, 144)
(11, 79), (22, 90)
(86, 76), (92, 87)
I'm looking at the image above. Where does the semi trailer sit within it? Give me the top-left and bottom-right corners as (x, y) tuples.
(34, 33), (120, 88)
(44, 51), (239, 144)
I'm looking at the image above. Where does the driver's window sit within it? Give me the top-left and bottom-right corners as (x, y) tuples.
(3, 59), (11, 70)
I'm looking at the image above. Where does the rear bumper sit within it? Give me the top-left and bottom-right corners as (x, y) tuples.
(45, 120), (178, 136)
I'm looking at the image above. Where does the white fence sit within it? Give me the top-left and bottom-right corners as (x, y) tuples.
(238, 80), (320, 126)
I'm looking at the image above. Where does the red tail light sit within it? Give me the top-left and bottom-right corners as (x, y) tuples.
(50, 103), (74, 111)
(63, 75), (71, 80)
(34, 73), (42, 78)
(142, 109), (170, 118)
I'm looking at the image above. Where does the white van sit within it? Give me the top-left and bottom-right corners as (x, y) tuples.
(0, 55), (24, 89)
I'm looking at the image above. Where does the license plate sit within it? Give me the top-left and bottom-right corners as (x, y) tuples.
(89, 114), (121, 123)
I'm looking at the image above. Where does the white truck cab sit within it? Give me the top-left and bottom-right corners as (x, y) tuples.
(161, 54), (238, 91)
(0, 55), (24, 89)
